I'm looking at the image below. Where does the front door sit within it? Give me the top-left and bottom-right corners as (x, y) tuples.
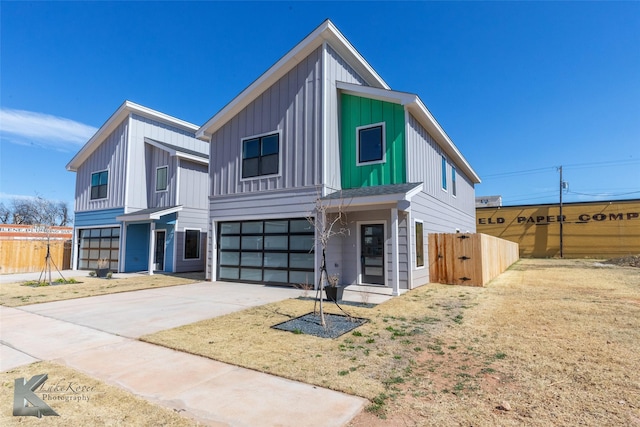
(154, 230), (166, 271)
(361, 224), (385, 285)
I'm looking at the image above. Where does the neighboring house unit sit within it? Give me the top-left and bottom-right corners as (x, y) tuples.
(196, 20), (481, 294)
(67, 101), (209, 274)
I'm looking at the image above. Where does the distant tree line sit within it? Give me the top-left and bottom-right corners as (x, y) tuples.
(0, 197), (72, 226)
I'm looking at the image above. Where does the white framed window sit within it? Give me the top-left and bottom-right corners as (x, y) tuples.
(184, 229), (201, 260)
(452, 167), (457, 197)
(156, 166), (168, 192)
(441, 156), (447, 191)
(356, 122), (386, 165)
(415, 220), (424, 268)
(241, 131), (280, 179)
(90, 169), (109, 200)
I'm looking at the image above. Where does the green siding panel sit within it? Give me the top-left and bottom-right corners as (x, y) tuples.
(341, 94), (406, 189)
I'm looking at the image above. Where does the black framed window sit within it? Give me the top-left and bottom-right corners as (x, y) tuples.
(156, 166), (168, 191)
(357, 123), (385, 164)
(242, 133), (279, 178)
(184, 229), (200, 259)
(91, 170), (108, 200)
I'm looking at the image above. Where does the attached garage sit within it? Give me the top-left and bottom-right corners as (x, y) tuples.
(77, 227), (120, 270)
(217, 218), (315, 285)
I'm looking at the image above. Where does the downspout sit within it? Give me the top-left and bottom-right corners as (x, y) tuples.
(391, 208), (400, 296)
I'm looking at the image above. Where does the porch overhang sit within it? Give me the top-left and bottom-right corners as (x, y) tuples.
(320, 183), (423, 212)
(116, 205), (183, 222)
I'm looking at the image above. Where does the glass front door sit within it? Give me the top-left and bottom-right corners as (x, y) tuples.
(154, 230), (166, 271)
(361, 224), (385, 285)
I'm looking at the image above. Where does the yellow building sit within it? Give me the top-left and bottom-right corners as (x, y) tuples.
(476, 199), (640, 258)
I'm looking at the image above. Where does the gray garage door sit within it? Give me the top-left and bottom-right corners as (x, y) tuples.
(218, 218), (315, 286)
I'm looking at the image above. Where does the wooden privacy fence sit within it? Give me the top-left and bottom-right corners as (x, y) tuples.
(428, 233), (519, 287)
(0, 224), (72, 274)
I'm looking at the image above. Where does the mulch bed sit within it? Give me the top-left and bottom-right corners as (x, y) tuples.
(272, 312), (367, 338)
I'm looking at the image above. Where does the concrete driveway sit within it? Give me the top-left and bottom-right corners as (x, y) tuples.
(0, 281), (367, 426)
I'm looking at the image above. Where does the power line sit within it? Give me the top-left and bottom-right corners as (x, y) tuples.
(481, 158), (639, 180)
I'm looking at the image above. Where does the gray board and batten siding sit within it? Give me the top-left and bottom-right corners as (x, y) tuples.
(128, 113), (207, 212)
(74, 120), (128, 212)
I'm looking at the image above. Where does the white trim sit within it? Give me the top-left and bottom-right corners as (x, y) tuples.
(239, 130), (282, 182)
(406, 209), (414, 290)
(414, 218), (426, 270)
(441, 155), (448, 192)
(144, 138), (208, 165)
(148, 222), (156, 275)
(322, 41), (329, 197)
(71, 228), (79, 271)
(116, 205), (183, 222)
(209, 219), (217, 281)
(183, 228), (202, 261)
(124, 114), (132, 212)
(155, 165), (169, 192)
(67, 100), (199, 171)
(391, 208), (399, 296)
(196, 19), (389, 140)
(119, 223), (126, 273)
(356, 220), (387, 286)
(172, 219), (178, 273)
(89, 168), (110, 201)
(356, 122), (386, 166)
(175, 158), (181, 205)
(337, 81), (481, 184)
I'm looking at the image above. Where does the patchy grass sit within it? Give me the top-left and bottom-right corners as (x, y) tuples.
(143, 259), (640, 426)
(0, 272), (203, 307)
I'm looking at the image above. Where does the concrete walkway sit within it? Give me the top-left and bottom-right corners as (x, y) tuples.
(0, 281), (370, 426)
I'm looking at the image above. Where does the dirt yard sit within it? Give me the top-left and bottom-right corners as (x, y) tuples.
(2, 259), (638, 426)
(145, 258), (640, 427)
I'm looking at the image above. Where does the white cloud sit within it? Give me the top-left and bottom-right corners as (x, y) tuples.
(0, 108), (97, 151)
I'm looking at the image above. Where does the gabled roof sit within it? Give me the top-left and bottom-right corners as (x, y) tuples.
(338, 82), (481, 184)
(196, 19), (389, 140)
(66, 101), (199, 172)
(144, 137), (209, 165)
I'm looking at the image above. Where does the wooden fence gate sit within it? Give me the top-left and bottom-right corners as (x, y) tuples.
(428, 233), (519, 287)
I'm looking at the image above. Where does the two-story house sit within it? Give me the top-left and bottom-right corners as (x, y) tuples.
(66, 101), (209, 274)
(196, 20), (481, 294)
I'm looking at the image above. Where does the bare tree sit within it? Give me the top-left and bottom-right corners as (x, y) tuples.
(0, 202), (10, 223)
(9, 197), (71, 226)
(308, 189), (349, 327)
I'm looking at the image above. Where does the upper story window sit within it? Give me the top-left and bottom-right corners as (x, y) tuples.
(156, 166), (168, 192)
(441, 156), (447, 191)
(357, 122), (385, 165)
(452, 167), (457, 197)
(242, 132), (279, 179)
(91, 170), (108, 200)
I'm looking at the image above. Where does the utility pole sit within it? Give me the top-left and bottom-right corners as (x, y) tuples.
(559, 166), (564, 258)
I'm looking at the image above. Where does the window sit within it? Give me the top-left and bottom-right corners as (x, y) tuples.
(415, 221), (424, 267)
(452, 167), (457, 196)
(242, 133), (279, 178)
(441, 156), (447, 191)
(184, 229), (200, 259)
(91, 170), (108, 200)
(357, 123), (385, 165)
(156, 166), (168, 191)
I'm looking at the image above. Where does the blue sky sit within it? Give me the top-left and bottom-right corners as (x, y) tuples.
(1, 1), (639, 214)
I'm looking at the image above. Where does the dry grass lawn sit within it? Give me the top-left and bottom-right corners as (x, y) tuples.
(0, 361), (199, 426)
(143, 259), (640, 426)
(0, 272), (203, 307)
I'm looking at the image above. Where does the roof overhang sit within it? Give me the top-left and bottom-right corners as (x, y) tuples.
(196, 19), (390, 141)
(321, 183), (424, 212)
(116, 205), (183, 222)
(144, 138), (209, 165)
(66, 101), (199, 172)
(337, 82), (481, 184)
